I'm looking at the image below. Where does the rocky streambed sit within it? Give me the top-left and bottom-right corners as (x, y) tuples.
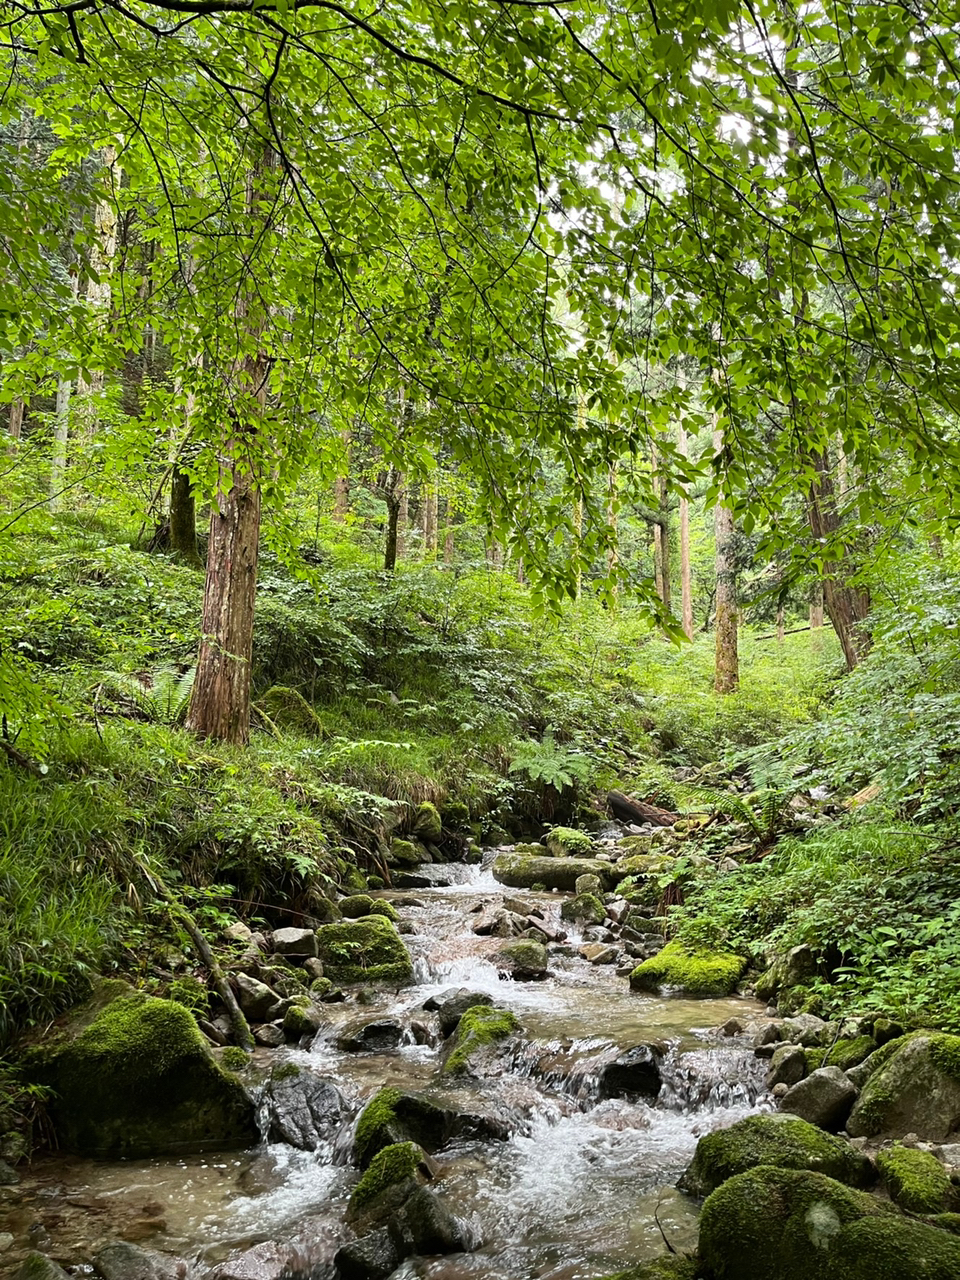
(6, 831), (960, 1280)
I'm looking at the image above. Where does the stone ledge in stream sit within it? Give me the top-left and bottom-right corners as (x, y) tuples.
(492, 851), (613, 891)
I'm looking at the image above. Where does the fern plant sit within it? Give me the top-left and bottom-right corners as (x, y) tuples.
(97, 665), (196, 725)
(509, 729), (592, 791)
(722, 788), (795, 845)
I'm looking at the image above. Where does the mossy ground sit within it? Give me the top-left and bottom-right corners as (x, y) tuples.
(443, 1006), (520, 1073)
(629, 939), (745, 997)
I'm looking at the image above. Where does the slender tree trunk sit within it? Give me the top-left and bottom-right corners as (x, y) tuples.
(8, 398), (25, 443)
(651, 445), (671, 612)
(713, 420), (739, 694)
(397, 480), (408, 560)
(50, 375), (72, 512)
(422, 480), (438, 555)
(186, 145), (275, 744)
(76, 145), (120, 427)
(170, 465), (202, 567)
(776, 605), (785, 645)
(333, 427), (351, 521)
(806, 447), (870, 671)
(678, 423), (694, 640)
(607, 460), (619, 599)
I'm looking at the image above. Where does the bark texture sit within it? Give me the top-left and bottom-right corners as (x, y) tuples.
(170, 465), (202, 568)
(806, 448), (870, 671)
(713, 423), (739, 694)
(678, 423), (694, 640)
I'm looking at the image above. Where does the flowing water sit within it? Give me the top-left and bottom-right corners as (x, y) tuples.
(0, 852), (771, 1278)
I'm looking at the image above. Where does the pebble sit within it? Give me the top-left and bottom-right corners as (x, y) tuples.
(0, 1233), (13, 1252)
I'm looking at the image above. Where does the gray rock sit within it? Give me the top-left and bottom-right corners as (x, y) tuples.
(271, 927), (318, 958)
(721, 1017), (744, 1037)
(0, 1233), (13, 1252)
(494, 939), (548, 980)
(263, 1068), (345, 1150)
(400, 1186), (470, 1253)
(596, 1044), (663, 1100)
(575, 874), (602, 896)
(579, 943), (619, 965)
(0, 1158), (18, 1185)
(845, 1059), (875, 1090)
(223, 921), (254, 944)
(17, 1256), (71, 1280)
(303, 957), (325, 981)
(334, 1228), (402, 1280)
(337, 1019), (405, 1053)
(93, 1242), (185, 1280)
(235, 973), (284, 1021)
(780, 1065), (858, 1131)
(765, 1044), (807, 1089)
(253, 1023), (285, 1048)
(782, 1013), (828, 1046)
(212, 1241), (291, 1280)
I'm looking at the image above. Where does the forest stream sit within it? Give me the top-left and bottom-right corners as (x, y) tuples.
(0, 846), (770, 1280)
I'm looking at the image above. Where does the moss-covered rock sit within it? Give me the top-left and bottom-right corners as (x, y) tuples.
(348, 1141), (424, 1214)
(560, 892), (606, 926)
(697, 1166), (960, 1280)
(629, 939), (746, 997)
(545, 826), (594, 857)
(28, 993), (257, 1158)
(494, 938), (548, 980)
(847, 1033), (960, 1140)
(17, 1255), (72, 1280)
(413, 802), (443, 843)
(219, 1045), (251, 1073)
(876, 1144), (957, 1214)
(339, 894), (399, 922)
(806, 1035), (878, 1074)
(440, 801), (470, 830)
(387, 838), (423, 868)
(283, 1002), (324, 1039)
(353, 1088), (454, 1168)
(314, 916), (413, 988)
(493, 851), (612, 891)
(594, 1259), (699, 1280)
(443, 1006), (520, 1074)
(680, 1113), (873, 1197)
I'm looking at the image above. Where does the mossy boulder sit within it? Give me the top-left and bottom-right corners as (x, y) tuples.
(354, 1088), (455, 1168)
(595, 1260), (699, 1280)
(876, 1144), (957, 1214)
(494, 938), (548, 980)
(17, 1256), (71, 1280)
(493, 851), (612, 892)
(315, 916), (413, 988)
(443, 1006), (520, 1074)
(697, 1165), (960, 1280)
(847, 1033), (960, 1141)
(413, 802), (443, 843)
(680, 1113), (873, 1198)
(29, 993), (257, 1158)
(348, 1141), (426, 1216)
(560, 892), (606, 926)
(807, 1034), (877, 1073)
(339, 894), (399, 922)
(629, 939), (746, 997)
(755, 944), (818, 1004)
(387, 838), (423, 868)
(545, 826), (594, 857)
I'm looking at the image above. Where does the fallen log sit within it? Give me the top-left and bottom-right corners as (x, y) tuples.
(607, 790), (678, 828)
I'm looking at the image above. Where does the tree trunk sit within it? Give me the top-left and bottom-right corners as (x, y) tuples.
(651, 446), (671, 612)
(170, 464), (202, 567)
(713, 421), (739, 694)
(384, 492), (401, 571)
(806, 447), (870, 671)
(397, 480), (408, 560)
(422, 480), (438, 555)
(50, 375), (72, 512)
(8, 398), (25, 443)
(76, 145), (120, 428)
(186, 144), (275, 744)
(678, 423), (694, 640)
(333, 427), (351, 521)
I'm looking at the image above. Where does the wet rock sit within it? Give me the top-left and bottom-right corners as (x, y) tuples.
(0, 1157), (19, 1185)
(282, 1002), (324, 1040)
(393, 873), (432, 890)
(847, 1033), (960, 1141)
(425, 989), (494, 1038)
(235, 973), (285, 1021)
(315, 917), (413, 988)
(442, 1006), (521, 1075)
(492, 851), (612, 892)
(597, 1044), (663, 1100)
(93, 1241), (185, 1280)
(877, 1143), (957, 1214)
(263, 1065), (345, 1150)
(754, 944), (817, 1003)
(17, 1256), (72, 1280)
(337, 1019), (405, 1053)
(339, 896), (399, 923)
(575, 873), (603, 896)
(253, 1024), (285, 1048)
(400, 1186), (470, 1253)
(472, 909), (524, 938)
(629, 940), (746, 996)
(753, 1022), (783, 1050)
(27, 989), (257, 1158)
(212, 1241), (292, 1280)
(679, 1113), (874, 1198)
(354, 1090), (456, 1167)
(699, 1166), (960, 1280)
(334, 1228), (401, 1280)
(560, 892), (606, 926)
(782, 1013), (828, 1046)
(271, 927), (318, 959)
(765, 1043), (807, 1089)
(579, 943), (619, 965)
(0, 1233), (13, 1252)
(779, 1065), (858, 1132)
(303, 957), (325, 981)
(720, 1017), (744, 1037)
(494, 939), (548, 980)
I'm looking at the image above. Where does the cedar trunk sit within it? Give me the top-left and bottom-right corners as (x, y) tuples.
(186, 453), (261, 743)
(678, 423), (693, 639)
